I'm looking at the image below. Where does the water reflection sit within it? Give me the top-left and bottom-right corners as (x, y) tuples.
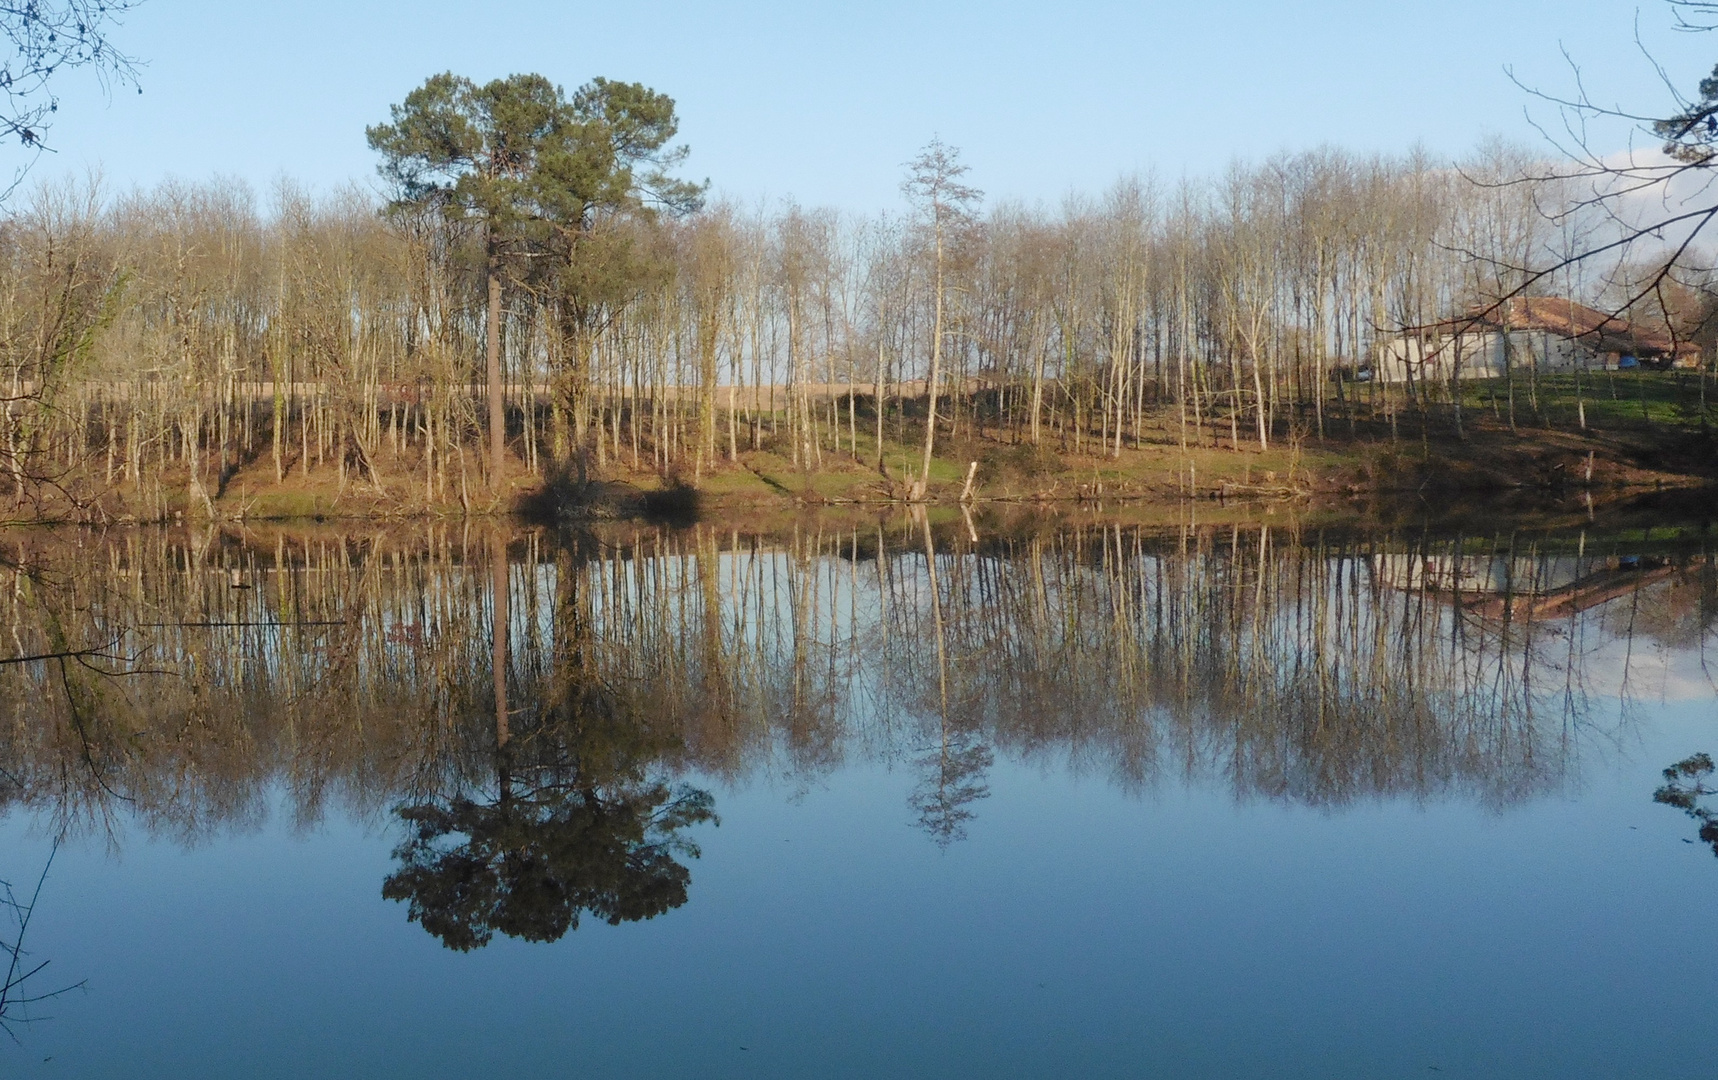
(0, 845), (81, 1038)
(383, 769), (716, 950)
(384, 529), (717, 950)
(0, 516), (1712, 944)
(1654, 753), (1718, 856)
(908, 510), (992, 848)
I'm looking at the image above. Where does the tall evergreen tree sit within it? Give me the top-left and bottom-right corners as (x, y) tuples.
(368, 72), (701, 487)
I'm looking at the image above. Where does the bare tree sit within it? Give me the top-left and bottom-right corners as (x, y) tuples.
(0, 1), (143, 197)
(902, 139), (980, 499)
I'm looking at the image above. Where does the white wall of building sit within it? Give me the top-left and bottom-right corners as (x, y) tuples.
(1374, 330), (1605, 384)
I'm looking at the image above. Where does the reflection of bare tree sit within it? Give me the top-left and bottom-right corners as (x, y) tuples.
(0, 843), (82, 1040)
(909, 738), (992, 848)
(1655, 753), (1718, 856)
(0, 518), (1708, 851)
(907, 510), (992, 846)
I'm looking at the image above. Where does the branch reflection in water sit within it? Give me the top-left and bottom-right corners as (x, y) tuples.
(1655, 753), (1718, 856)
(0, 843), (83, 1040)
(0, 515), (1711, 948)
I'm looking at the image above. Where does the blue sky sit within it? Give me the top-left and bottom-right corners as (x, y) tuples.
(26, 0), (1718, 210)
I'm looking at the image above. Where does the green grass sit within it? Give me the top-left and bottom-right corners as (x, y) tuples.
(1453, 370), (1717, 431)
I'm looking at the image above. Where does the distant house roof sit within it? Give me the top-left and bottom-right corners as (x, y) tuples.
(1419, 297), (1700, 359)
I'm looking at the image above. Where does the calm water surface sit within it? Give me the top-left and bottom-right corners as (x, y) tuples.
(0, 514), (1714, 1079)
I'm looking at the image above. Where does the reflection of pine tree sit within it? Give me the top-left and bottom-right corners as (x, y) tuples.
(384, 671), (717, 952)
(909, 732), (992, 848)
(383, 779), (715, 951)
(385, 536), (718, 953)
(1654, 753), (1718, 856)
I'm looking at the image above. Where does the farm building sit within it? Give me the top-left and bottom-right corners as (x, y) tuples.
(1374, 297), (1702, 384)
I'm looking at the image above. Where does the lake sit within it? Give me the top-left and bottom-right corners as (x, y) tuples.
(0, 509), (1714, 1078)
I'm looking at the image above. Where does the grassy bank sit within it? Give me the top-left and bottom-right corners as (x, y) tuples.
(4, 372), (1714, 526)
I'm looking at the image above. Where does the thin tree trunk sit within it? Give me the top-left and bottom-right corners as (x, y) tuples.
(918, 234), (946, 498)
(487, 244), (505, 489)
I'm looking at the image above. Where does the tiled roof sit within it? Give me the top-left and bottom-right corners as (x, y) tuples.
(1423, 297), (1700, 358)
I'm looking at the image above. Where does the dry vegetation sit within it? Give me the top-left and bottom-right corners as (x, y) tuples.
(0, 144), (1714, 525)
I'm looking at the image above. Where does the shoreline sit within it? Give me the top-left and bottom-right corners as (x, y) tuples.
(3, 421), (1713, 528)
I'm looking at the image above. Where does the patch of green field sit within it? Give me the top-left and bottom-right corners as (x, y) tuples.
(1454, 370), (1717, 431)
